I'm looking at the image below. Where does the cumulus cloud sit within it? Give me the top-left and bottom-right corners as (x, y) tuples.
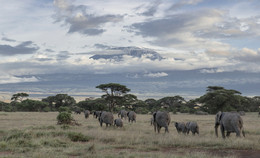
(0, 41), (39, 56)
(53, 0), (124, 36)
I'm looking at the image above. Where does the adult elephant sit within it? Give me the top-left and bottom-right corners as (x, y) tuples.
(127, 111), (136, 123)
(153, 111), (171, 133)
(118, 110), (127, 120)
(99, 111), (114, 127)
(215, 111), (245, 138)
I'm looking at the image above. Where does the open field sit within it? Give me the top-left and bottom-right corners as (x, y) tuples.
(0, 112), (260, 158)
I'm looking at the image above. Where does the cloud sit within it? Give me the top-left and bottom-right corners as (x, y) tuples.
(130, 9), (229, 49)
(139, 1), (162, 17)
(53, 0), (124, 36)
(0, 41), (39, 56)
(2, 37), (16, 42)
(168, 0), (204, 10)
(144, 72), (168, 78)
(0, 73), (39, 84)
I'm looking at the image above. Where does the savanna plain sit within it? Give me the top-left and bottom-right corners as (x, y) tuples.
(0, 112), (260, 158)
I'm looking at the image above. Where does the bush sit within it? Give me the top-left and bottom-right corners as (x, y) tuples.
(67, 132), (92, 142)
(3, 105), (14, 112)
(57, 112), (73, 125)
(42, 107), (51, 112)
(58, 106), (72, 113)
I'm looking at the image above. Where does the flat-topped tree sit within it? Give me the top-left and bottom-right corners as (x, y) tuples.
(96, 83), (131, 112)
(11, 93), (29, 102)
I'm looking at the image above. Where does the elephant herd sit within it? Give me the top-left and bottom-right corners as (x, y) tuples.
(82, 109), (246, 139)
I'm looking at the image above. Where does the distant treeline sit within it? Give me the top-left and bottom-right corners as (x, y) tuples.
(0, 85), (259, 114)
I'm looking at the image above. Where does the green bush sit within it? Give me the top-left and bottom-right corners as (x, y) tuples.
(58, 106), (72, 113)
(42, 107), (51, 112)
(3, 105), (14, 112)
(57, 112), (73, 125)
(67, 132), (92, 142)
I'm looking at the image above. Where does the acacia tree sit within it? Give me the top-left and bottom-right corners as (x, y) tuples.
(198, 86), (242, 114)
(11, 93), (29, 102)
(96, 83), (131, 112)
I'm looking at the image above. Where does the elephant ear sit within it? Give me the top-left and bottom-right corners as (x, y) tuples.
(153, 112), (157, 122)
(217, 111), (223, 123)
(127, 112), (130, 116)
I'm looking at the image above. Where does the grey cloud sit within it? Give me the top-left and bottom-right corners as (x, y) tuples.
(94, 44), (112, 49)
(140, 1), (161, 16)
(2, 37), (16, 42)
(129, 9), (260, 48)
(168, 0), (203, 10)
(54, 0), (123, 36)
(0, 41), (39, 56)
(45, 49), (55, 52)
(56, 51), (70, 61)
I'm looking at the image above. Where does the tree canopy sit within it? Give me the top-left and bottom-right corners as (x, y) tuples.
(11, 93), (29, 102)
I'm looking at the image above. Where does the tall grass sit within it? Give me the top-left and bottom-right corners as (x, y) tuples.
(0, 112), (259, 157)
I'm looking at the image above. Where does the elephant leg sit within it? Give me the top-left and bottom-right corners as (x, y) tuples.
(187, 129), (190, 135)
(220, 125), (225, 139)
(100, 121), (103, 127)
(157, 125), (161, 133)
(154, 124), (157, 132)
(165, 126), (169, 133)
(242, 129), (245, 137)
(234, 127), (241, 137)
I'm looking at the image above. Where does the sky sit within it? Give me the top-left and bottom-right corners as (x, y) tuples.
(1, 0), (260, 101)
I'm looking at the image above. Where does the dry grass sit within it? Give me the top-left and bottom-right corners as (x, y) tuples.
(0, 112), (259, 158)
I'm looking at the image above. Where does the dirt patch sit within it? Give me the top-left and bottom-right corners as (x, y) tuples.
(237, 150), (260, 158)
(160, 147), (260, 158)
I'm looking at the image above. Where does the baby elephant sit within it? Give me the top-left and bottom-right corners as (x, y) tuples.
(186, 121), (199, 135)
(174, 122), (187, 134)
(114, 118), (123, 127)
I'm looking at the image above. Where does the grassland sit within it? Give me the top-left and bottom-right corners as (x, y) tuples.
(0, 112), (260, 158)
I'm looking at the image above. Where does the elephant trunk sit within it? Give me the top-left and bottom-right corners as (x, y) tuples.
(215, 124), (219, 137)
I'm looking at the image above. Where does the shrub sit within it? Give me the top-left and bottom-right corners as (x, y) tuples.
(67, 132), (92, 142)
(42, 107), (51, 112)
(57, 112), (73, 125)
(58, 106), (72, 113)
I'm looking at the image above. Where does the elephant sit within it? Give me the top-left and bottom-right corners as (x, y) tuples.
(186, 121), (199, 135)
(174, 122), (187, 134)
(99, 111), (114, 127)
(114, 118), (123, 127)
(127, 111), (136, 123)
(118, 110), (127, 120)
(93, 111), (101, 118)
(74, 109), (81, 114)
(84, 110), (90, 119)
(153, 111), (171, 133)
(215, 111), (245, 138)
